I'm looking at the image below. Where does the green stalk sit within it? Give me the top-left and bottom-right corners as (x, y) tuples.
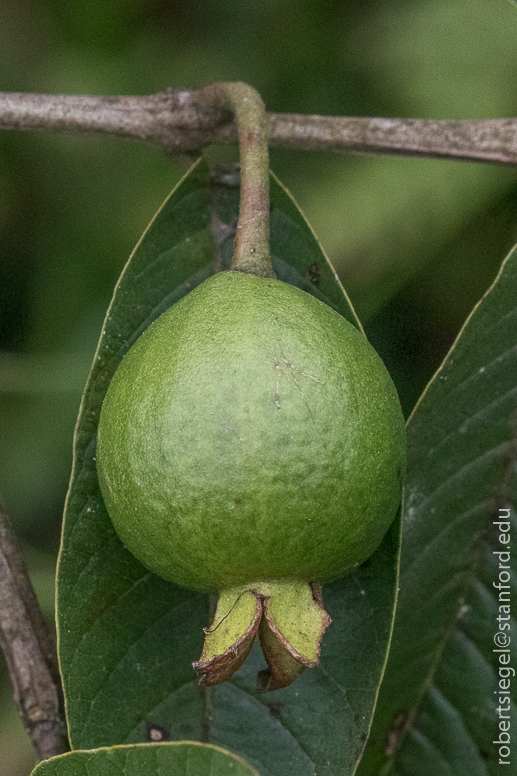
(204, 82), (275, 279)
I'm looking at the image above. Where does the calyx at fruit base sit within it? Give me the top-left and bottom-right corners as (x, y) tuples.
(193, 580), (331, 690)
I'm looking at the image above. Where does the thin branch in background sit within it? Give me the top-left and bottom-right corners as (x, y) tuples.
(0, 494), (68, 761)
(0, 89), (516, 165)
(268, 114), (517, 165)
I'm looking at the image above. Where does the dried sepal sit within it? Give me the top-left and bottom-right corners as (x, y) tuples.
(193, 580), (331, 690)
(192, 588), (263, 686)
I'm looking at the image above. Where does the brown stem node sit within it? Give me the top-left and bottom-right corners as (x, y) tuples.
(0, 495), (68, 760)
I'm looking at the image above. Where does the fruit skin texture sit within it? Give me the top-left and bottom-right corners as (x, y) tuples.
(97, 271), (406, 592)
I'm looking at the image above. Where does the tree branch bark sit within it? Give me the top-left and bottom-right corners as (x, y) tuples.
(0, 89), (516, 165)
(0, 494), (67, 761)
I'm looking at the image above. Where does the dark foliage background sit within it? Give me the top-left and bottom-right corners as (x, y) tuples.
(1, 1), (516, 772)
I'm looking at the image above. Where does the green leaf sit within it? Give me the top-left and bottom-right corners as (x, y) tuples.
(30, 742), (260, 776)
(358, 246), (517, 774)
(57, 160), (397, 776)
(269, 171), (362, 331)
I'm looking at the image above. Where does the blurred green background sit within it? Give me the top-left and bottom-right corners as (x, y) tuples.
(1, 0), (517, 773)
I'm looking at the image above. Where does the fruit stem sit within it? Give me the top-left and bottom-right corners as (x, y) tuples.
(202, 82), (275, 279)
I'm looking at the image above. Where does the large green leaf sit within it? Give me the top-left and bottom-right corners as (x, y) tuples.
(56, 159), (398, 776)
(30, 742), (260, 776)
(358, 246), (517, 774)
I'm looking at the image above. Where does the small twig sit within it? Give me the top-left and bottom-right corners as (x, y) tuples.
(0, 494), (67, 760)
(0, 89), (517, 165)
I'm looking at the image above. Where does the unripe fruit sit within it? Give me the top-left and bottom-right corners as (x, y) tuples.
(97, 270), (406, 689)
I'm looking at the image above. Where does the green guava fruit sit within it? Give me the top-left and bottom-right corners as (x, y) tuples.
(97, 270), (406, 690)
